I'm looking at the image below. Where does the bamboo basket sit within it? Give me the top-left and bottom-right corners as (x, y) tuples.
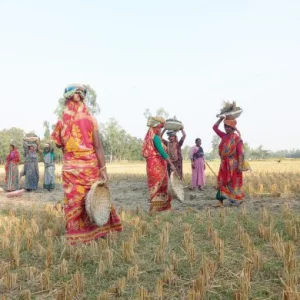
(86, 180), (112, 226)
(169, 172), (185, 203)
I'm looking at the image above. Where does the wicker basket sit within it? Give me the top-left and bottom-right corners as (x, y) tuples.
(216, 109), (243, 120)
(169, 172), (185, 203)
(86, 180), (112, 226)
(164, 119), (183, 131)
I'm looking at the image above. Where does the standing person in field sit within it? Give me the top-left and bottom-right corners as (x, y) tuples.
(213, 117), (245, 207)
(190, 138), (206, 191)
(161, 128), (186, 178)
(142, 116), (177, 213)
(22, 140), (40, 191)
(51, 84), (122, 244)
(4, 142), (20, 192)
(43, 144), (56, 191)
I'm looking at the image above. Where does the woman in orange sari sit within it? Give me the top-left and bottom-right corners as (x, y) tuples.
(51, 84), (122, 244)
(213, 117), (245, 207)
(142, 116), (176, 213)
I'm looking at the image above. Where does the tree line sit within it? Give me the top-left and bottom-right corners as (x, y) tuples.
(0, 88), (299, 164)
(1, 124), (299, 165)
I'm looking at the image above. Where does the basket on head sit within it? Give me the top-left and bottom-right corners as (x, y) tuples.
(169, 172), (185, 203)
(217, 109), (243, 120)
(164, 119), (183, 131)
(85, 180), (112, 226)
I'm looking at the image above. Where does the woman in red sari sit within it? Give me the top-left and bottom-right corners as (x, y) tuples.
(213, 117), (245, 207)
(51, 84), (122, 244)
(4, 143), (20, 192)
(142, 116), (176, 213)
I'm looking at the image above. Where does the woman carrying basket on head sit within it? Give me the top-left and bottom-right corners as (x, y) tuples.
(142, 116), (177, 213)
(51, 84), (122, 244)
(213, 116), (245, 207)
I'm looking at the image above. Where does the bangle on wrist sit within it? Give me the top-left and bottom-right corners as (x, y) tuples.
(100, 165), (106, 171)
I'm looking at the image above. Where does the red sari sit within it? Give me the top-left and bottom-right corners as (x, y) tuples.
(142, 128), (172, 212)
(5, 149), (20, 192)
(51, 100), (122, 244)
(213, 125), (244, 201)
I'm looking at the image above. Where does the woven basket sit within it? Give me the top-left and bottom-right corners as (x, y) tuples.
(86, 180), (112, 226)
(164, 119), (183, 131)
(217, 109), (243, 120)
(169, 172), (185, 203)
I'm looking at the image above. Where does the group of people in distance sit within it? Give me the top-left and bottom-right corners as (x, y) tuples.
(4, 140), (56, 193)
(142, 113), (246, 212)
(2, 84), (246, 244)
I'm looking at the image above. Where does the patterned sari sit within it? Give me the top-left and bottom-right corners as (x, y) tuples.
(51, 100), (122, 244)
(217, 133), (244, 201)
(43, 151), (56, 190)
(163, 138), (184, 179)
(23, 149), (39, 190)
(5, 149), (20, 192)
(142, 128), (172, 212)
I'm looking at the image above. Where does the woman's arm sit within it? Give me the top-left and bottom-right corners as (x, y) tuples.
(153, 135), (176, 172)
(213, 118), (226, 138)
(178, 129), (186, 146)
(237, 140), (244, 172)
(93, 130), (108, 182)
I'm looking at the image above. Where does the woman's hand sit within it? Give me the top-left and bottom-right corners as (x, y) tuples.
(100, 167), (108, 182)
(191, 161), (195, 169)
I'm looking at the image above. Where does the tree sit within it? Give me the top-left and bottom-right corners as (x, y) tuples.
(43, 121), (50, 140)
(0, 128), (25, 164)
(210, 135), (221, 159)
(143, 107), (169, 120)
(181, 145), (191, 161)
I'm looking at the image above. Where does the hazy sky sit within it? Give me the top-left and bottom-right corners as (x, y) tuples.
(0, 0), (299, 151)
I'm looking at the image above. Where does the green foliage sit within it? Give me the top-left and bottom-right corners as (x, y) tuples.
(101, 118), (143, 161)
(43, 121), (50, 140)
(0, 127), (25, 163)
(143, 107), (169, 120)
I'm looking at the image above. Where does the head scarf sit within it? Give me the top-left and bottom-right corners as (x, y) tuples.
(224, 119), (237, 128)
(167, 130), (176, 137)
(224, 119), (241, 137)
(147, 116), (165, 128)
(63, 84), (87, 100)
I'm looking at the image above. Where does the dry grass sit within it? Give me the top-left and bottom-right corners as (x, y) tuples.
(0, 201), (300, 299)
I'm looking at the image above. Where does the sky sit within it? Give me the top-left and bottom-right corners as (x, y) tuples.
(0, 0), (299, 151)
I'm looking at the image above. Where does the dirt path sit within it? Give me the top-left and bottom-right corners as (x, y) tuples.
(1, 177), (299, 213)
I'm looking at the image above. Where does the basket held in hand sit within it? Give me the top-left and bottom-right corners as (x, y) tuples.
(86, 180), (112, 226)
(169, 171), (185, 203)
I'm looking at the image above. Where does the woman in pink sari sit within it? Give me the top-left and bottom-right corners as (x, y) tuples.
(190, 138), (206, 190)
(51, 84), (122, 244)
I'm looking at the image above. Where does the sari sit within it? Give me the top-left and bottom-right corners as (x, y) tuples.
(190, 146), (205, 188)
(214, 127), (244, 201)
(43, 151), (56, 190)
(23, 147), (39, 190)
(51, 100), (122, 244)
(142, 128), (172, 212)
(4, 148), (20, 192)
(163, 137), (184, 178)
